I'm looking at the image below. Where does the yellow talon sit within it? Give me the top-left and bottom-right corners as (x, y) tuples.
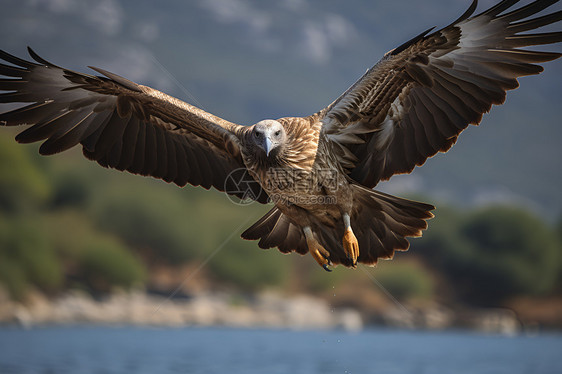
(343, 228), (359, 267)
(306, 236), (332, 272)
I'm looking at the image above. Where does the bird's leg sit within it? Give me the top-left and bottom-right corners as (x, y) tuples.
(303, 226), (332, 272)
(342, 213), (359, 267)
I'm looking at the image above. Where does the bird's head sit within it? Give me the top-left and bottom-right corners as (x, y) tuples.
(249, 119), (287, 158)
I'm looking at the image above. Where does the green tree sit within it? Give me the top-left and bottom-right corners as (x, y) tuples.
(0, 137), (51, 212)
(89, 183), (205, 263)
(374, 260), (434, 301)
(0, 215), (63, 299)
(209, 241), (290, 291)
(0, 257), (27, 301)
(419, 206), (560, 305)
(461, 207), (559, 300)
(78, 236), (146, 294)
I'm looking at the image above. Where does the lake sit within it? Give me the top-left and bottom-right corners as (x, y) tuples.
(0, 326), (560, 374)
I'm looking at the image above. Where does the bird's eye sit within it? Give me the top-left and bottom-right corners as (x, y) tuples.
(274, 130), (281, 137)
(254, 131), (262, 138)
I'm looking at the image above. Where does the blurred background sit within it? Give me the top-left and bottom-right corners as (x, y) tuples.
(0, 1), (561, 371)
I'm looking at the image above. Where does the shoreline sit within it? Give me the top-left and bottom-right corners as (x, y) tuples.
(0, 288), (536, 335)
(0, 289), (364, 332)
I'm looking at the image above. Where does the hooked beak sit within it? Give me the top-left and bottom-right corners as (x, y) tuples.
(264, 136), (273, 156)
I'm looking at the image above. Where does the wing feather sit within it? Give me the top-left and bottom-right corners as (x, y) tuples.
(130, 120), (147, 175)
(0, 48), (268, 202)
(174, 143), (190, 187)
(319, 0), (561, 187)
(116, 117), (140, 171)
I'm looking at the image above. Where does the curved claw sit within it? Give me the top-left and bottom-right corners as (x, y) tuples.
(306, 236), (332, 271)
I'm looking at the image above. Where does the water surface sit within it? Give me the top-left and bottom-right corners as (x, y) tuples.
(0, 326), (560, 374)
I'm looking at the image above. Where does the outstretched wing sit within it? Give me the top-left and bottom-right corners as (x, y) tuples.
(320, 0), (562, 187)
(0, 48), (268, 203)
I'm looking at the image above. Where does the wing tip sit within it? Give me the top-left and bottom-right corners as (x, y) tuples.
(88, 66), (142, 92)
(445, 0), (478, 28)
(26, 46), (58, 67)
(391, 27), (436, 56)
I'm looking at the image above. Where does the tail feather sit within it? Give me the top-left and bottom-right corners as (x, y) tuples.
(241, 184), (434, 267)
(348, 185), (434, 266)
(240, 208), (280, 240)
(258, 213), (290, 249)
(241, 207), (307, 254)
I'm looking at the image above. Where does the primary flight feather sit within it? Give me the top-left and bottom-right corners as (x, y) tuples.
(1, 0), (561, 271)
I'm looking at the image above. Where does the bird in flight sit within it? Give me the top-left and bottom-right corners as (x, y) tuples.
(1, 0), (560, 271)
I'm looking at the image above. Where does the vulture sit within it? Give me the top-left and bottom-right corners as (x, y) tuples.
(1, 0), (561, 271)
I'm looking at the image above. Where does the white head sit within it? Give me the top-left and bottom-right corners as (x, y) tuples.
(249, 119), (287, 157)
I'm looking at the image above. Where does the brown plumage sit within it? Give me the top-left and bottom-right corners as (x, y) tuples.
(1, 0), (561, 270)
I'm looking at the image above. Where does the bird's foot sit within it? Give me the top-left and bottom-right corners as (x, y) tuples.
(342, 228), (359, 267)
(307, 237), (332, 272)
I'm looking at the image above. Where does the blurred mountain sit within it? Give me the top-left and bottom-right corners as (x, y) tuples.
(1, 0), (561, 219)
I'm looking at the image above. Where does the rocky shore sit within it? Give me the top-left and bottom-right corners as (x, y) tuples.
(0, 289), (363, 331)
(0, 287), (526, 335)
